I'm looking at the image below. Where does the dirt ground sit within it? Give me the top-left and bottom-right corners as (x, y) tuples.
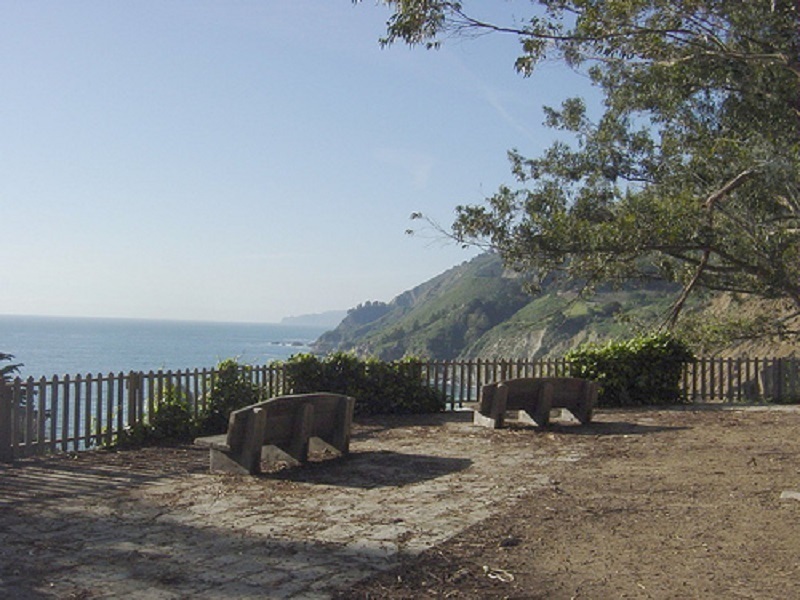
(342, 407), (800, 599)
(2, 406), (800, 599)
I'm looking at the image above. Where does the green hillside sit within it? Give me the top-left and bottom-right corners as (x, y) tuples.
(463, 283), (680, 359)
(312, 253), (685, 360)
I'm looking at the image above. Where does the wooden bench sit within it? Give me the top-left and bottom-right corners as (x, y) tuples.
(194, 393), (355, 475)
(473, 377), (598, 429)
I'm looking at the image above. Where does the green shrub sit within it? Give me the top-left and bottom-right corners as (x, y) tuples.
(112, 359), (263, 447)
(282, 352), (445, 416)
(282, 352), (329, 393)
(114, 383), (197, 447)
(147, 384), (197, 440)
(566, 333), (695, 406)
(197, 359), (263, 435)
(359, 356), (445, 415)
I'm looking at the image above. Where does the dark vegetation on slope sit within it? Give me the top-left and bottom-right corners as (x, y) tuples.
(313, 254), (691, 360)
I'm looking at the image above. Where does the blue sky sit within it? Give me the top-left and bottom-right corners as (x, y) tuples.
(1, 1), (593, 323)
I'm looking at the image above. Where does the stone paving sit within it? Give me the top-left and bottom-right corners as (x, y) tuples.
(0, 412), (577, 599)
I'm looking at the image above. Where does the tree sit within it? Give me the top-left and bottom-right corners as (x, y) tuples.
(0, 353), (22, 384)
(370, 1), (800, 328)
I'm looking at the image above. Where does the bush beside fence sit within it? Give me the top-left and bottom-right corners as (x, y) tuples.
(566, 333), (695, 406)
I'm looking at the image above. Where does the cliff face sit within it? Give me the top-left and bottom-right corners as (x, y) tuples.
(313, 253), (690, 360)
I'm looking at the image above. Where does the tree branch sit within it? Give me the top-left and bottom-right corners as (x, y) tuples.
(664, 169), (759, 328)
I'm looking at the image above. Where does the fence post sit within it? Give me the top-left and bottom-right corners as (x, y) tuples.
(126, 372), (138, 428)
(0, 379), (13, 462)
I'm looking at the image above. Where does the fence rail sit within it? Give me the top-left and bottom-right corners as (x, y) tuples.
(1, 356), (798, 461)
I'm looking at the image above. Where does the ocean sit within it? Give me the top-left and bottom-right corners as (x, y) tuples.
(0, 315), (329, 379)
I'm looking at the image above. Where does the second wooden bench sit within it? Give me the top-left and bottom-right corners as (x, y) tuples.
(473, 377), (598, 429)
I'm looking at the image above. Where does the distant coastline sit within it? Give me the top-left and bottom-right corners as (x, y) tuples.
(280, 310), (347, 329)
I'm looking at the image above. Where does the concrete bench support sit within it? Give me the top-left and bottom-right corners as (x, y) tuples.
(195, 393), (355, 475)
(474, 377), (598, 429)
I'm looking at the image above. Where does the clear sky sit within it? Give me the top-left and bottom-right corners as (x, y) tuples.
(1, 1), (592, 323)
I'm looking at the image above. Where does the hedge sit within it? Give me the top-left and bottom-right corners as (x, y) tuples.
(566, 333), (695, 406)
(282, 352), (446, 416)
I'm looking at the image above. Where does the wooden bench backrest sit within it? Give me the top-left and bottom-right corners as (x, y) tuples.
(481, 377), (597, 412)
(226, 393), (353, 450)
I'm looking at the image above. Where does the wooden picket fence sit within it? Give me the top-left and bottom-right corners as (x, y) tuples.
(1, 356), (798, 461)
(0, 364), (290, 461)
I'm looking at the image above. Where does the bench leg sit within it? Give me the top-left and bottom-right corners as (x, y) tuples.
(286, 403), (314, 463)
(209, 448), (253, 475)
(570, 403), (594, 424)
(261, 444), (303, 468)
(530, 383), (553, 426)
(208, 407), (267, 475)
(473, 410), (502, 428)
(240, 407), (267, 474)
(516, 409), (551, 426)
(473, 384), (509, 429)
(308, 436), (346, 457)
(325, 396), (354, 455)
(569, 382), (597, 424)
(569, 402), (593, 424)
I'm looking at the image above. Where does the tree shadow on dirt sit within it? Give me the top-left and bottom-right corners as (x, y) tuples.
(266, 450), (473, 489)
(0, 492), (394, 600)
(0, 446), (207, 508)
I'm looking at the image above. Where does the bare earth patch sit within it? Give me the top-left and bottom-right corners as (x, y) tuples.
(1, 408), (799, 599)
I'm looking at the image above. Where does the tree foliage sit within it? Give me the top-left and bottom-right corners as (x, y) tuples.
(369, 1), (800, 326)
(0, 353), (23, 384)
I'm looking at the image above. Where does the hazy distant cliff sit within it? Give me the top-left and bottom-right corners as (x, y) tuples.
(280, 310), (348, 328)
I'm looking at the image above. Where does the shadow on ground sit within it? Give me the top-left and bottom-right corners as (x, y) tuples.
(0, 446), (207, 508)
(539, 420), (691, 436)
(0, 490), (388, 600)
(267, 450), (473, 489)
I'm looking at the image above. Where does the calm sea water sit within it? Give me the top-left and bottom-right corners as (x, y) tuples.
(0, 315), (329, 379)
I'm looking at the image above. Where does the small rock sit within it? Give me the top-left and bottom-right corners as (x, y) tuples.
(499, 536), (521, 548)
